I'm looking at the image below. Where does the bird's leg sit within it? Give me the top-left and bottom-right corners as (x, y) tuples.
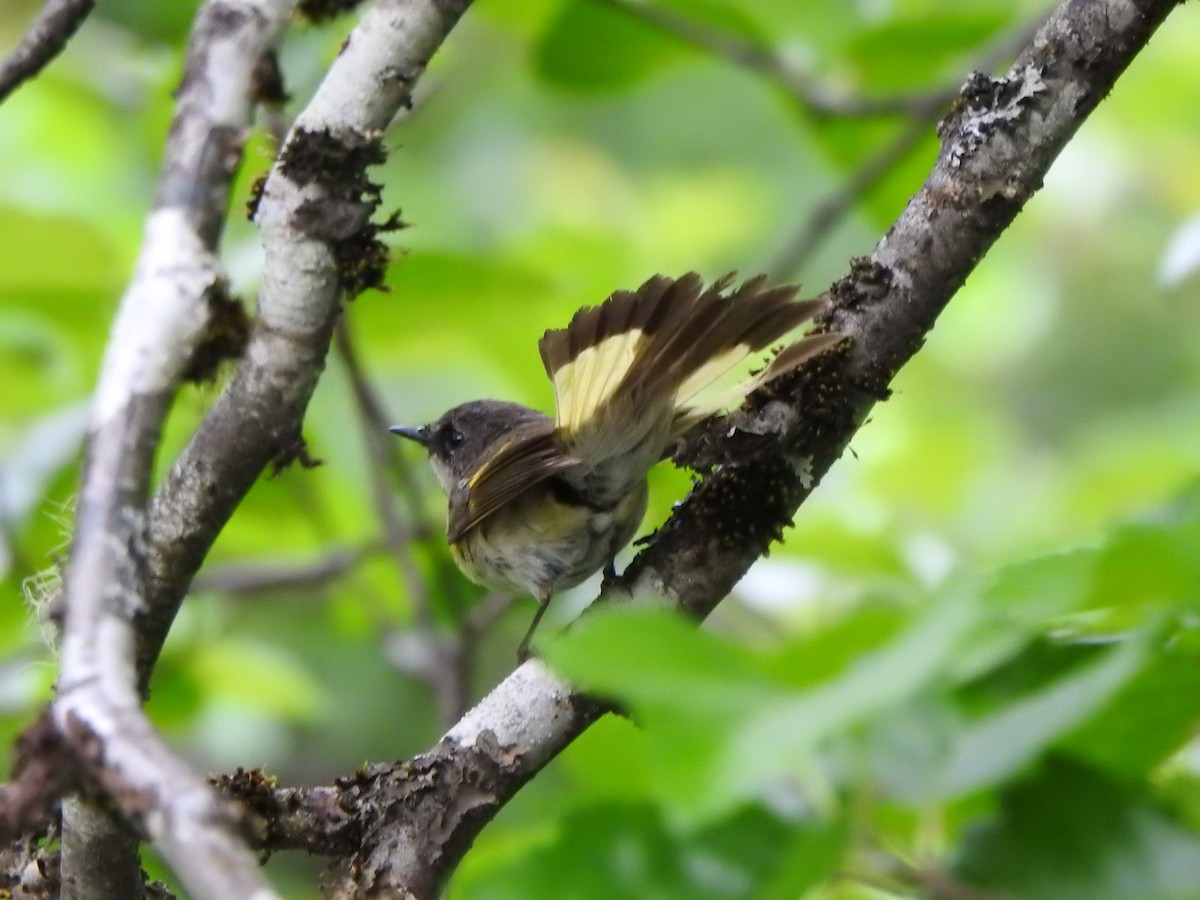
(600, 531), (625, 591)
(516, 590), (552, 662)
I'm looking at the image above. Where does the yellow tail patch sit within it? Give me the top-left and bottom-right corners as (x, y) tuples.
(539, 272), (833, 453)
(552, 328), (647, 436)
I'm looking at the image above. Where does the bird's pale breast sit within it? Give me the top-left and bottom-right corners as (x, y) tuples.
(450, 480), (648, 599)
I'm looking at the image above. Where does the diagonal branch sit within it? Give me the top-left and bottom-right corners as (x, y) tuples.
(335, 319), (437, 622)
(769, 114), (933, 280)
(193, 542), (383, 595)
(0, 0), (94, 105)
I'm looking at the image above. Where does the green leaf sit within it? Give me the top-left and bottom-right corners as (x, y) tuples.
(546, 598), (978, 820)
(985, 547), (1099, 623)
(534, 1), (687, 93)
(557, 714), (656, 803)
(1060, 631), (1200, 780)
(841, 11), (1013, 92)
(956, 757), (1200, 900)
(1084, 484), (1200, 618)
(938, 635), (1146, 797)
(543, 605), (772, 711)
(449, 802), (845, 900)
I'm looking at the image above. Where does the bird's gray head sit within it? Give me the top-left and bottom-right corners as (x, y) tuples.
(390, 399), (551, 494)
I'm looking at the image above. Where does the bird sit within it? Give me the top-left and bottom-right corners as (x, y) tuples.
(391, 272), (840, 658)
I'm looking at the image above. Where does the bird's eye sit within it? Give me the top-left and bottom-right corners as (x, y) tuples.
(443, 426), (465, 450)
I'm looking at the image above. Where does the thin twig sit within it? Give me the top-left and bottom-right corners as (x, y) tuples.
(769, 116), (933, 280)
(464, 590), (517, 639)
(0, 0), (94, 105)
(598, 0), (961, 119)
(335, 320), (436, 622)
(335, 317), (479, 724)
(769, 17), (1044, 278)
(193, 542), (384, 595)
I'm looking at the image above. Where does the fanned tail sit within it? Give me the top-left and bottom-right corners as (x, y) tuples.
(539, 273), (836, 462)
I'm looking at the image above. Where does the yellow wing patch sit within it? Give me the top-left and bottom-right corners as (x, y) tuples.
(450, 424), (580, 542)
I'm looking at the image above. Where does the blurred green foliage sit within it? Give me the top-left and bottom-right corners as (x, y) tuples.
(1, 0), (1199, 897)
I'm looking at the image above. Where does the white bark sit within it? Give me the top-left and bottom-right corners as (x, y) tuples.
(53, 2), (298, 899)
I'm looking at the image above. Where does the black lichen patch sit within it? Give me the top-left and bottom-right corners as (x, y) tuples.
(830, 257), (893, 311)
(213, 766), (277, 812)
(292, 197), (373, 242)
(279, 127), (386, 194)
(292, 200), (408, 296)
(271, 433), (323, 475)
(1, 709), (78, 844)
(250, 50), (289, 106)
(297, 0), (367, 23)
(184, 283), (250, 384)
(336, 210), (407, 297)
(694, 456), (800, 553)
(281, 128), (403, 297)
(957, 71), (1017, 115)
(770, 337), (861, 446)
(246, 172), (268, 221)
(212, 767), (277, 847)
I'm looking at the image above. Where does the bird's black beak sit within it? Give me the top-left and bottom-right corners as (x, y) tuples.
(389, 424), (431, 446)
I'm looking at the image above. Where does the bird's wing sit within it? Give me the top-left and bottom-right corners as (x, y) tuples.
(447, 422), (580, 543)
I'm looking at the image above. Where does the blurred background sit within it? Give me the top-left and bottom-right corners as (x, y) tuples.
(2, 0), (1200, 897)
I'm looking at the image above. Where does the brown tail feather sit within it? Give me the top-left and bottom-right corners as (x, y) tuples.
(539, 272), (835, 460)
(619, 274), (811, 406)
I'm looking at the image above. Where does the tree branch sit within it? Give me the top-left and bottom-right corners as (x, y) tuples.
(49, 2), (297, 899)
(15, 0), (1177, 896)
(640, 0), (1177, 617)
(301, 0), (1180, 894)
(0, 0), (94, 105)
(135, 0), (474, 692)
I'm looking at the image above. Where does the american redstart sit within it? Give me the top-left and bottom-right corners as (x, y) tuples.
(391, 272), (840, 657)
